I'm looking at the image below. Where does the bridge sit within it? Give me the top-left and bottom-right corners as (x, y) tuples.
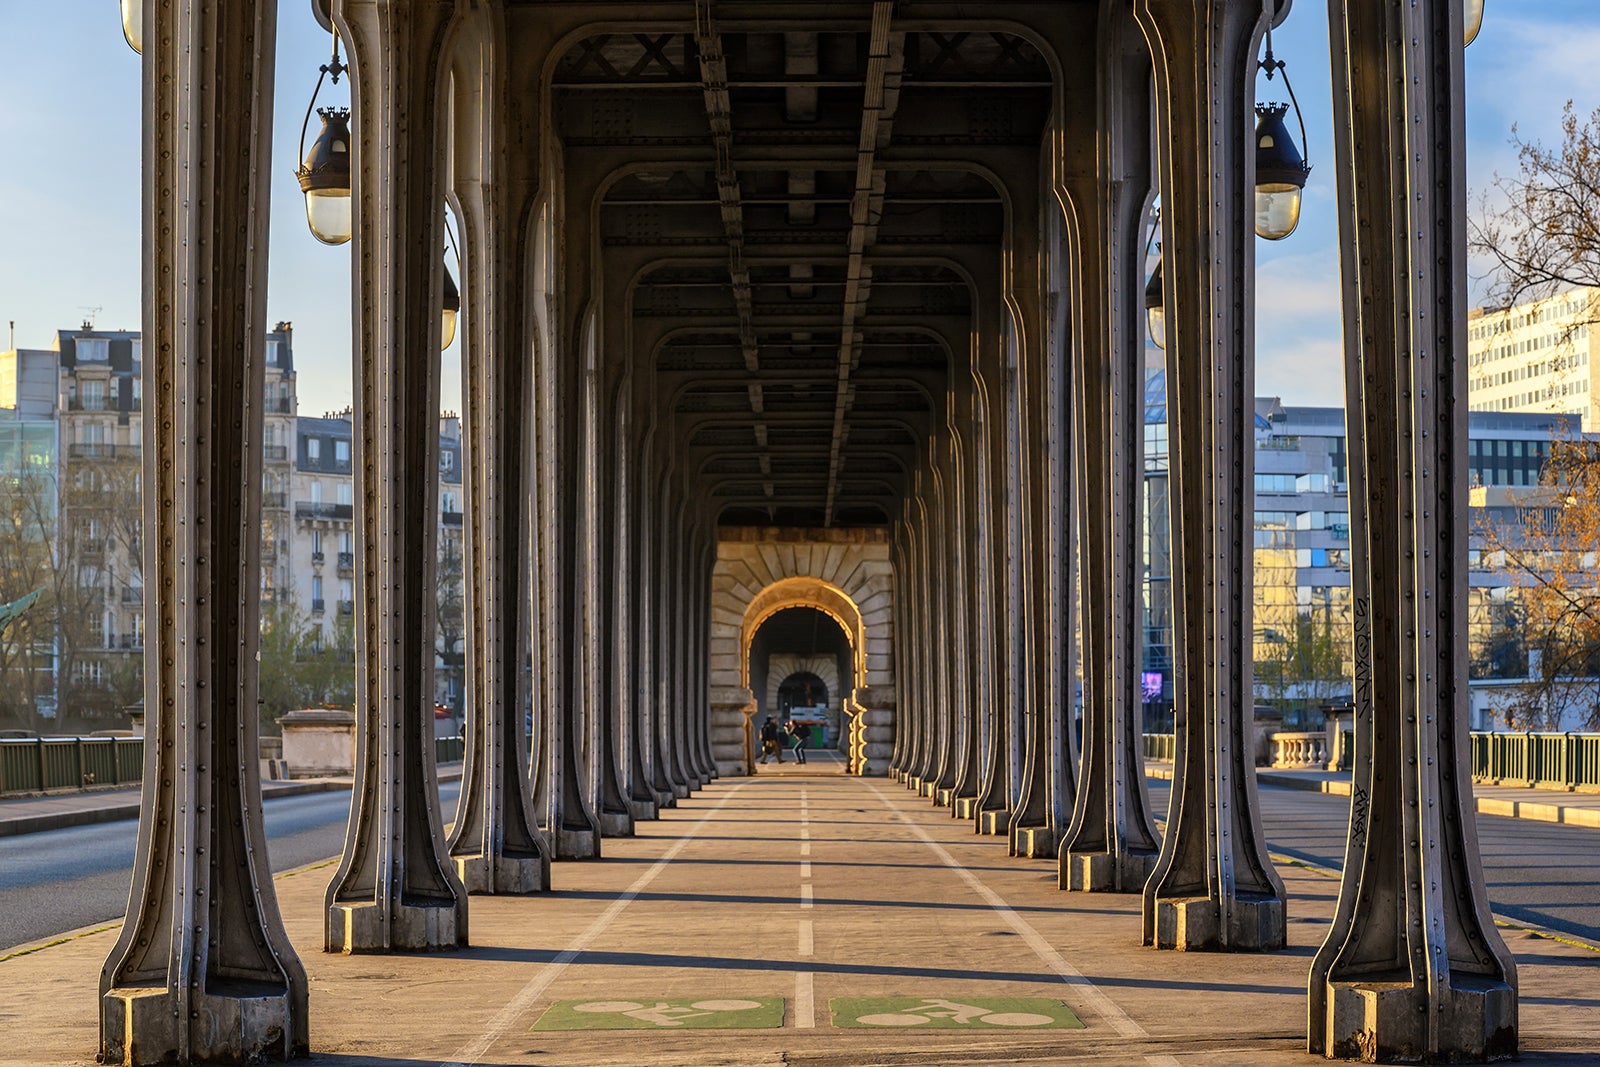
(21, 1), (1585, 1064)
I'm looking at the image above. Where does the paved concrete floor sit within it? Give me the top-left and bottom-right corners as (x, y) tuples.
(3, 767), (1597, 1066)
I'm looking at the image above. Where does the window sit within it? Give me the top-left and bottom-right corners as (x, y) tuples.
(340, 531), (352, 554)
(312, 576), (323, 600)
(310, 481), (323, 504)
(307, 437), (321, 461)
(337, 483), (352, 506)
(441, 450), (455, 473)
(335, 440), (350, 463)
(312, 530), (323, 554)
(80, 380), (106, 410)
(77, 338), (110, 362)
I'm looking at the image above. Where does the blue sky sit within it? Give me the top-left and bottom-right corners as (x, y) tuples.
(3, 4), (1600, 414)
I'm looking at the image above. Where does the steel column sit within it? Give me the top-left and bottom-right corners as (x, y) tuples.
(99, 0), (308, 1059)
(1309, 1), (1518, 1058)
(1134, 0), (1286, 951)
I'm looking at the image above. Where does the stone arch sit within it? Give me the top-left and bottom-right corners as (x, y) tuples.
(708, 531), (897, 776)
(739, 577), (867, 692)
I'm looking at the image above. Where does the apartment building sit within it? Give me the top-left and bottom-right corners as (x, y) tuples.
(1468, 287), (1599, 431)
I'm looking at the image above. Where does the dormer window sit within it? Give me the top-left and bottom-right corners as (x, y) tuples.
(77, 338), (110, 362)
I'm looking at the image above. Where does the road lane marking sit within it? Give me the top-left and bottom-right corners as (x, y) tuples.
(800, 859), (812, 879)
(795, 970), (815, 1029)
(438, 784), (747, 1067)
(800, 884), (814, 908)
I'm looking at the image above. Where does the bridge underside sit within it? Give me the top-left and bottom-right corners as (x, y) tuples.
(101, 1), (1516, 1064)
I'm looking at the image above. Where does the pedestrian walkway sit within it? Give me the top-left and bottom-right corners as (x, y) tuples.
(3, 771), (1595, 1065)
(1148, 763), (1600, 830)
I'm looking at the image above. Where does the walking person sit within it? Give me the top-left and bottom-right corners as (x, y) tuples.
(758, 716), (783, 765)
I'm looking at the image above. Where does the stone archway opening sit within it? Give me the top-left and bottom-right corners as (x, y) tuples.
(749, 608), (852, 763)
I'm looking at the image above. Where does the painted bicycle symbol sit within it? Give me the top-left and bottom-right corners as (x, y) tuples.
(854, 997), (1057, 1028)
(569, 999), (766, 1027)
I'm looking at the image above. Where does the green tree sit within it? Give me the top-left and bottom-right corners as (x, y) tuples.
(257, 602), (355, 732)
(1256, 610), (1351, 723)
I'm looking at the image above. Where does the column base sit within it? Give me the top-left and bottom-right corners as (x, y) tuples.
(327, 899), (463, 954)
(598, 811), (634, 837)
(916, 779), (937, 798)
(670, 781), (691, 800)
(102, 984), (303, 1065)
(454, 852), (548, 895)
(1014, 825), (1060, 858)
(628, 798), (659, 821)
(654, 789), (677, 808)
(976, 809), (1009, 835)
(934, 787), (955, 808)
(952, 796), (981, 820)
(1061, 849), (1157, 893)
(555, 828), (600, 859)
(1323, 978), (1517, 1063)
(1148, 894), (1286, 952)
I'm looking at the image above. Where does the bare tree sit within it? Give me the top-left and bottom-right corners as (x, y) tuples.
(1472, 101), (1600, 325)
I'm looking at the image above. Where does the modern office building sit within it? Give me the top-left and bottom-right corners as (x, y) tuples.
(1468, 287), (1599, 431)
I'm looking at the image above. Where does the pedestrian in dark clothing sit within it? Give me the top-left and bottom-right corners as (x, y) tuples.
(787, 720), (810, 764)
(759, 717), (783, 764)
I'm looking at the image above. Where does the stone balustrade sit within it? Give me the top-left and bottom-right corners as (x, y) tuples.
(1269, 731), (1329, 770)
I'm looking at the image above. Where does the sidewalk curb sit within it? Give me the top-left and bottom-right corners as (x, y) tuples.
(1147, 764), (1600, 829)
(0, 764), (463, 839)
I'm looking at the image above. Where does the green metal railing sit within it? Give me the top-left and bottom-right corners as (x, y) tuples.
(1142, 730), (1600, 792)
(1471, 732), (1600, 791)
(0, 736), (145, 796)
(435, 735), (464, 765)
(1, 732), (464, 798)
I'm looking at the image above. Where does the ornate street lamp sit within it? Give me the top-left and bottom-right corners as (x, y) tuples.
(441, 213), (463, 350)
(1464, 0), (1485, 47)
(441, 264), (460, 350)
(120, 0), (141, 54)
(295, 34), (352, 246)
(1145, 256), (1166, 352)
(1254, 31), (1311, 241)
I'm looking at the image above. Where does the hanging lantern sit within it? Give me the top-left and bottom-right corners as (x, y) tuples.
(1145, 257), (1166, 352)
(441, 264), (460, 350)
(1254, 28), (1312, 241)
(297, 109), (353, 245)
(1464, 0), (1485, 46)
(120, 0), (142, 54)
(1254, 104), (1310, 240)
(295, 33), (352, 245)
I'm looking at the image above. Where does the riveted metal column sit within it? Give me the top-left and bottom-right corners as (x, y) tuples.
(889, 517), (913, 780)
(325, 0), (469, 952)
(1309, 2), (1518, 1059)
(1134, 0), (1286, 952)
(1061, 6), (1163, 894)
(926, 454), (959, 803)
(947, 407), (983, 812)
(445, 15), (551, 896)
(98, 1), (307, 1060)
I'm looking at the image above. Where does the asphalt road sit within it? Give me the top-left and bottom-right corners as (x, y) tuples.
(0, 780), (460, 953)
(1147, 780), (1600, 945)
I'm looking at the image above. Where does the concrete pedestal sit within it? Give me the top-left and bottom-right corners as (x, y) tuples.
(977, 810), (1009, 835)
(454, 853), (547, 896)
(556, 828), (600, 859)
(953, 796), (981, 820)
(327, 900), (461, 954)
(598, 811), (633, 837)
(102, 986), (297, 1067)
(628, 798), (659, 821)
(278, 708), (356, 778)
(934, 787), (956, 808)
(1150, 895), (1285, 953)
(1322, 979), (1517, 1064)
(1014, 825), (1059, 859)
(1061, 850), (1157, 893)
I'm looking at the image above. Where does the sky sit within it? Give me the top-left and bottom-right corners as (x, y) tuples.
(3, 3), (1600, 415)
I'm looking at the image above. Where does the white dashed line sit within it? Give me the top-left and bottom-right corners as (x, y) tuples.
(800, 884), (814, 908)
(795, 970), (815, 1029)
(800, 859), (812, 879)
